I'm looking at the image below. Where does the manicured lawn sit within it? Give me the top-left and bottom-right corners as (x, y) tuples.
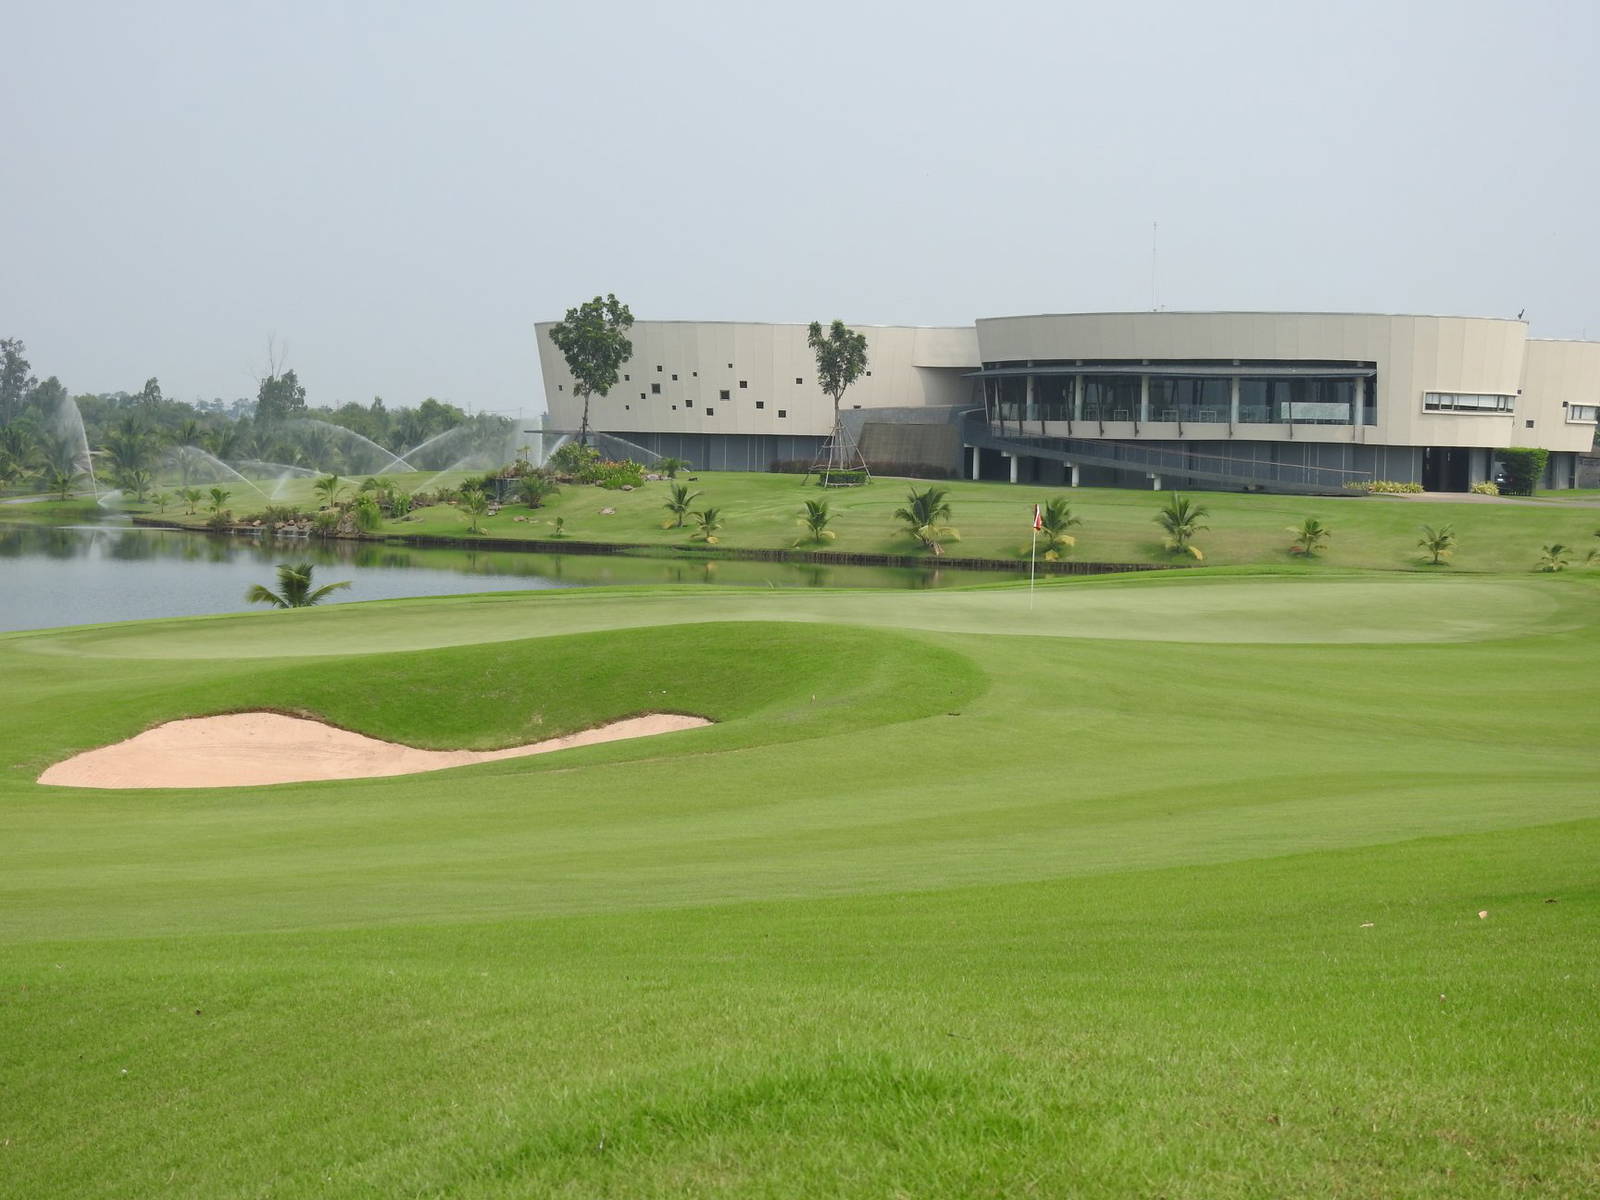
(2, 569), (1596, 1196)
(128, 470), (1600, 572)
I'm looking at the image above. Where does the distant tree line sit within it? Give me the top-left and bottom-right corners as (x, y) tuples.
(0, 337), (504, 489)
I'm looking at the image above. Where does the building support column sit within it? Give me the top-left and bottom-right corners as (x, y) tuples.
(1229, 376), (1241, 432)
(1139, 375), (1151, 425)
(1025, 369), (1036, 423)
(1074, 374), (1085, 421)
(970, 444), (981, 481)
(1149, 474), (1162, 490)
(1068, 463), (1080, 487)
(1008, 454), (1020, 484)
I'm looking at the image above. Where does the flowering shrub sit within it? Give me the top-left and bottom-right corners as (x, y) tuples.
(1345, 480), (1424, 494)
(1470, 481), (1500, 496)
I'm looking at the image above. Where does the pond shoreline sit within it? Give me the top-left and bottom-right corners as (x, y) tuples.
(128, 516), (1182, 577)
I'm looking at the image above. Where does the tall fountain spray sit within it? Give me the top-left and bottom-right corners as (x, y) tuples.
(52, 393), (98, 495)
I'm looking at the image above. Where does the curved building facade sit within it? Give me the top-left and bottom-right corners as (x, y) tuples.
(535, 312), (1599, 491)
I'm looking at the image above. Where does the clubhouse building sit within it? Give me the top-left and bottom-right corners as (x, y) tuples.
(535, 312), (1600, 493)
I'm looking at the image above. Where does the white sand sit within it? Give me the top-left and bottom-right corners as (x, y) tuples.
(38, 711), (711, 790)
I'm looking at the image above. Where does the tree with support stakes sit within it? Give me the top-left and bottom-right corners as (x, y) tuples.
(547, 294), (634, 446)
(804, 319), (871, 487)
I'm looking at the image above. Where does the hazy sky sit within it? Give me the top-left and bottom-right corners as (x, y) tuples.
(4, 0), (1596, 419)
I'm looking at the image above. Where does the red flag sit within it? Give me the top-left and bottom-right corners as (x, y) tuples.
(1032, 504), (1043, 531)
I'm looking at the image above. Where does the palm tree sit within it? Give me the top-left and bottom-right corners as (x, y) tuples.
(1418, 524), (1456, 565)
(662, 482), (703, 529)
(657, 456), (689, 479)
(152, 491), (173, 513)
(120, 468), (154, 501)
(461, 487), (490, 534)
(207, 486), (232, 515)
(1287, 517), (1331, 557)
(518, 474), (557, 509)
(1537, 543), (1571, 572)
(796, 498), (836, 545)
(1155, 494), (1209, 560)
(178, 487), (203, 515)
(690, 506), (724, 544)
(245, 562), (352, 608)
(205, 425), (242, 462)
(1036, 497), (1082, 560)
(312, 474), (347, 509)
(48, 468), (81, 500)
(894, 486), (959, 555)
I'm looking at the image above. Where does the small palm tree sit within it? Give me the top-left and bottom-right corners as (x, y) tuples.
(894, 486), (959, 556)
(48, 468), (81, 500)
(1537, 543), (1571, 572)
(690, 506), (724, 544)
(796, 498), (836, 545)
(121, 468), (154, 502)
(246, 562), (352, 609)
(152, 491), (173, 514)
(1418, 524), (1456, 565)
(657, 456), (689, 479)
(1155, 494), (1209, 560)
(1587, 528), (1600, 565)
(179, 487), (203, 515)
(662, 482), (703, 529)
(551, 516), (567, 538)
(313, 474), (347, 509)
(518, 474), (557, 509)
(1035, 497), (1082, 561)
(207, 486), (232, 515)
(1287, 517), (1331, 557)
(461, 486), (490, 534)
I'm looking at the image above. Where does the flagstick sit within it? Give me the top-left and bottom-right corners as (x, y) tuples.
(1029, 526), (1037, 610)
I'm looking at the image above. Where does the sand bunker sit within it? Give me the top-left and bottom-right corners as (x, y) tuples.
(39, 711), (711, 790)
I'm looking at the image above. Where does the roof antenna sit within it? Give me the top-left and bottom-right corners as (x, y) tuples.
(1516, 308), (1525, 320)
(1150, 221), (1159, 311)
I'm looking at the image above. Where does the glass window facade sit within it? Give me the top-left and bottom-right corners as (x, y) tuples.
(1567, 403), (1599, 423)
(1423, 392), (1514, 413)
(1148, 377), (1230, 423)
(1081, 376), (1140, 421)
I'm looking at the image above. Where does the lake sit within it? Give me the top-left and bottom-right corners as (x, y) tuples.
(0, 519), (1016, 632)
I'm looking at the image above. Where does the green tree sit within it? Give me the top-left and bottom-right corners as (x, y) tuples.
(135, 377), (163, 409)
(120, 468), (154, 501)
(1035, 497), (1082, 560)
(255, 369), (307, 425)
(312, 474), (348, 508)
(806, 319), (869, 425)
(179, 487), (203, 515)
(657, 456), (689, 479)
(207, 486), (232, 515)
(547, 294), (634, 443)
(662, 482), (703, 529)
(0, 338), (34, 425)
(47, 468), (80, 500)
(690, 506), (724, 544)
(796, 498), (836, 545)
(1418, 524), (1456, 565)
(1155, 494), (1209, 560)
(152, 491), (173, 514)
(1499, 448), (1549, 497)
(517, 474), (558, 509)
(1287, 517), (1331, 557)
(246, 562), (352, 609)
(99, 417), (157, 475)
(1537, 543), (1571, 572)
(461, 487), (490, 534)
(352, 493), (384, 532)
(894, 486), (959, 555)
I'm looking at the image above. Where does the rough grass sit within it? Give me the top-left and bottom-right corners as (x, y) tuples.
(2, 570), (1597, 1197)
(129, 470), (1600, 572)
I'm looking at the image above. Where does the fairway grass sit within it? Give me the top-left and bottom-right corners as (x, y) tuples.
(2, 570), (1597, 1197)
(123, 469), (1600, 573)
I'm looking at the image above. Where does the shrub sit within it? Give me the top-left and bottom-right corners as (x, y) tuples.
(255, 505), (307, 524)
(518, 474), (559, 509)
(353, 494), (384, 532)
(205, 508), (234, 531)
(1537, 544), (1571, 572)
(1287, 517), (1331, 557)
(593, 459), (645, 489)
(1346, 480), (1424, 494)
(1499, 448), (1549, 496)
(1155, 494), (1209, 560)
(1470, 481), (1500, 496)
(549, 442), (601, 477)
(816, 469), (868, 488)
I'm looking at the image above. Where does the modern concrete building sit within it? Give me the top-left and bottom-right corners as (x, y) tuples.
(535, 312), (1600, 493)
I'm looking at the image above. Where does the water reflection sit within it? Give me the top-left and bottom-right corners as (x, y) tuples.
(0, 519), (1024, 633)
